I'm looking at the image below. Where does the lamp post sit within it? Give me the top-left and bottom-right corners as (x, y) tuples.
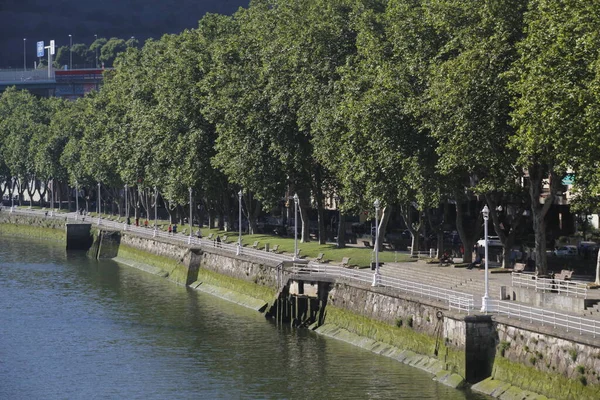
(10, 177), (15, 213)
(481, 205), (490, 313)
(97, 182), (101, 225)
(188, 187), (193, 244)
(372, 199), (381, 287)
(50, 179), (54, 217)
(23, 38), (26, 71)
(94, 34), (98, 68)
(75, 181), (79, 220)
(68, 34), (72, 70)
(237, 190), (243, 255)
(123, 184), (128, 230)
(153, 186), (158, 237)
(293, 193), (299, 261)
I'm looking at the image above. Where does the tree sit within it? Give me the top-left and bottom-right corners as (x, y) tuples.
(509, 0), (600, 275)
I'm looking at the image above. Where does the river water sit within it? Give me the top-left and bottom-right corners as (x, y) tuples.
(0, 236), (487, 399)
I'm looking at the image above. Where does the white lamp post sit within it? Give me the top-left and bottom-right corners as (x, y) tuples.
(293, 193), (299, 261)
(188, 187), (193, 244)
(50, 179), (54, 217)
(123, 184), (128, 230)
(237, 190), (243, 255)
(372, 199), (381, 287)
(10, 177), (15, 213)
(23, 38), (26, 71)
(97, 182), (101, 225)
(68, 34), (72, 70)
(75, 181), (79, 220)
(481, 205), (490, 313)
(153, 186), (158, 237)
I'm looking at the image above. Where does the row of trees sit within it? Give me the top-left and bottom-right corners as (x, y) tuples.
(3, 0), (600, 276)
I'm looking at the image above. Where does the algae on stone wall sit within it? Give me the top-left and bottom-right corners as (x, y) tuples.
(117, 243), (191, 285)
(324, 305), (466, 377)
(197, 268), (276, 304)
(0, 222), (66, 241)
(492, 353), (600, 400)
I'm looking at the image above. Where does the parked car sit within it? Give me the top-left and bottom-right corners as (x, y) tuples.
(554, 245), (578, 258)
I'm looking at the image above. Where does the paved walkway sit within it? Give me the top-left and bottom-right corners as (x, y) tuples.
(377, 257), (600, 318)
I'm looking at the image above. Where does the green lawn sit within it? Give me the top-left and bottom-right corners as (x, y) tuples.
(197, 228), (415, 267)
(13, 207), (414, 267)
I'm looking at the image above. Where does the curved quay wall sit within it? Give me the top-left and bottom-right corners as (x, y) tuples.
(1, 213), (599, 399)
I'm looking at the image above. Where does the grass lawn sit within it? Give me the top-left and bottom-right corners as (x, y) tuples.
(198, 228), (415, 267)
(12, 207), (414, 267)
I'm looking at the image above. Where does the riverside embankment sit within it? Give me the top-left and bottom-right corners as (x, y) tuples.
(2, 212), (599, 400)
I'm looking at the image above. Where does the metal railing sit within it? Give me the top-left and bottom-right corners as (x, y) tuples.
(511, 272), (588, 298)
(285, 263), (475, 314)
(488, 299), (600, 338)
(8, 207), (471, 313)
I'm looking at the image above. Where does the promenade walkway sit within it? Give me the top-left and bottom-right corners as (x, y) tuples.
(5, 207), (600, 340)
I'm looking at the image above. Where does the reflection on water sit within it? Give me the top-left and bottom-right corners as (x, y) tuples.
(0, 236), (487, 399)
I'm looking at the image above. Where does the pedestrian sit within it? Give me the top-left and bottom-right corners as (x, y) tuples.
(168, 224), (172, 235)
(173, 224), (177, 234)
(135, 217), (139, 226)
(216, 235), (221, 247)
(144, 220), (148, 228)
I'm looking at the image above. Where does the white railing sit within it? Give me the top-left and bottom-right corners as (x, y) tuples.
(488, 299), (600, 338)
(285, 263), (475, 314)
(512, 272), (588, 299)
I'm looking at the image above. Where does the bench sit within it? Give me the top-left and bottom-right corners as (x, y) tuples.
(341, 257), (351, 267)
(207, 233), (214, 240)
(222, 235), (228, 243)
(363, 240), (372, 248)
(251, 241), (259, 249)
(555, 270), (573, 281)
(271, 244), (279, 253)
(315, 252), (325, 263)
(513, 263), (526, 273)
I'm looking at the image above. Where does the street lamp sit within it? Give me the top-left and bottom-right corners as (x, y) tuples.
(372, 199), (381, 287)
(10, 177), (15, 213)
(188, 187), (193, 244)
(68, 34), (72, 70)
(75, 181), (79, 220)
(97, 182), (101, 225)
(94, 34), (98, 68)
(153, 186), (158, 237)
(237, 190), (243, 255)
(293, 193), (299, 261)
(50, 179), (54, 217)
(23, 38), (26, 71)
(124, 184), (128, 230)
(481, 205), (490, 313)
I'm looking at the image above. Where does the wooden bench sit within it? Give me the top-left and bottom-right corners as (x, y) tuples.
(251, 241), (259, 249)
(207, 233), (214, 240)
(555, 270), (573, 281)
(341, 257), (351, 267)
(271, 244), (279, 253)
(513, 263), (526, 273)
(362, 240), (372, 248)
(222, 235), (228, 243)
(315, 253), (325, 263)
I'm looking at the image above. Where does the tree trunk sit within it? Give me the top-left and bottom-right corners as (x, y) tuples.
(377, 206), (392, 251)
(336, 212), (346, 248)
(400, 204), (422, 257)
(595, 247), (600, 285)
(485, 193), (525, 269)
(528, 165), (559, 275)
(454, 198), (482, 264)
(300, 204), (310, 243)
